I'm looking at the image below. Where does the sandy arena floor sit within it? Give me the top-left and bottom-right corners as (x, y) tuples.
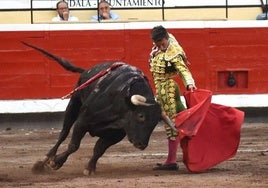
(0, 121), (267, 188)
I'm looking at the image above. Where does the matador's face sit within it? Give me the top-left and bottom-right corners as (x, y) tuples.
(154, 38), (169, 52)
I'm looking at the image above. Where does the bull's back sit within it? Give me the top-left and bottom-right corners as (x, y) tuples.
(78, 62), (150, 98)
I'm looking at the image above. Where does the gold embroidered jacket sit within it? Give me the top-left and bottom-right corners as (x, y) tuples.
(149, 34), (195, 87)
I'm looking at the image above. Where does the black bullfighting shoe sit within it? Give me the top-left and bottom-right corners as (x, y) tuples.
(153, 163), (179, 171)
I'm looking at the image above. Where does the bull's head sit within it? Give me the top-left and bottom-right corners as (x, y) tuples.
(125, 94), (161, 150)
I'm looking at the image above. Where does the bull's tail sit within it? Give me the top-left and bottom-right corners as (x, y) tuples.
(21, 41), (85, 73)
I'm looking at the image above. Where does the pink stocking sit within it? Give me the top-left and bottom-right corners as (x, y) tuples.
(164, 136), (180, 164)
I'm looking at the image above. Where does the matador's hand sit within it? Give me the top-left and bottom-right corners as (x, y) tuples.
(187, 84), (197, 92)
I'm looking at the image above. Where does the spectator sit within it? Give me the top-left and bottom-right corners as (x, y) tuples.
(257, 1), (268, 20)
(52, 0), (79, 22)
(256, 12), (268, 20)
(91, 0), (119, 21)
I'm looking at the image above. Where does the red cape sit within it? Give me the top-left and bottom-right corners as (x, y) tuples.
(174, 89), (244, 172)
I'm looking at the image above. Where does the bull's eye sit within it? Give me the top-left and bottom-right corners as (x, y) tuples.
(137, 113), (145, 122)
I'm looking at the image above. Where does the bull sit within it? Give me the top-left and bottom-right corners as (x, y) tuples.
(23, 42), (167, 175)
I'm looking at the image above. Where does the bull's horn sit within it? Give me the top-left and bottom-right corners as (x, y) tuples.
(131, 95), (151, 106)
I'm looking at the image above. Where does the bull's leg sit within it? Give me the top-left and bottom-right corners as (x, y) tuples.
(47, 95), (82, 158)
(32, 96), (82, 174)
(84, 130), (126, 176)
(49, 121), (87, 170)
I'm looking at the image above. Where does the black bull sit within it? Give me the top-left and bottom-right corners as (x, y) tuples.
(24, 42), (163, 175)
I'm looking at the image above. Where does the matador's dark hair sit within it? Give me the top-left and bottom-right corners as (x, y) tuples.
(151, 25), (169, 42)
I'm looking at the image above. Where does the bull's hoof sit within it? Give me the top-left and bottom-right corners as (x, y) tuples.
(48, 160), (60, 170)
(32, 160), (52, 174)
(83, 169), (95, 176)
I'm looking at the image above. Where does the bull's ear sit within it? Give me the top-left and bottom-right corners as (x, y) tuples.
(131, 95), (153, 106)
